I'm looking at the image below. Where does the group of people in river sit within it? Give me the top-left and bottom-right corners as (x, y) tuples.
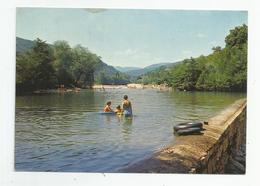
(103, 95), (133, 116)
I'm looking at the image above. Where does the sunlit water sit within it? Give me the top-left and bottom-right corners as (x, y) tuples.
(15, 89), (245, 172)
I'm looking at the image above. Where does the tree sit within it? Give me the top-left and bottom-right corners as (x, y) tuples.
(71, 45), (102, 87)
(16, 38), (56, 93)
(53, 40), (74, 86)
(212, 46), (222, 53)
(32, 38), (56, 89)
(225, 24), (247, 49)
(16, 51), (38, 92)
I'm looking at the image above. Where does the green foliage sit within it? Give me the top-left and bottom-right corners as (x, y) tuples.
(95, 71), (130, 85)
(136, 66), (171, 85)
(53, 40), (74, 86)
(225, 24), (248, 49)
(16, 38), (129, 93)
(137, 24), (247, 92)
(170, 58), (202, 90)
(16, 38), (56, 92)
(70, 45), (102, 87)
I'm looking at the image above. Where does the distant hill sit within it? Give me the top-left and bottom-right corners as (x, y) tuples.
(115, 66), (142, 72)
(95, 62), (118, 75)
(125, 62), (175, 77)
(94, 62), (130, 84)
(16, 37), (36, 54)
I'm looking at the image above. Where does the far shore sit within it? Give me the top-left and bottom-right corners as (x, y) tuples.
(93, 83), (172, 91)
(31, 84), (172, 94)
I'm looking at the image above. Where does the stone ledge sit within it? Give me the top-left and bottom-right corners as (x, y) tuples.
(120, 98), (246, 173)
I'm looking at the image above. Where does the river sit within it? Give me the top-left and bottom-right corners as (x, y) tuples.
(15, 89), (245, 172)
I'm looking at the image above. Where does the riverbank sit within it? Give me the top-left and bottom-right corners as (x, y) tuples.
(29, 84), (171, 94)
(32, 87), (81, 94)
(93, 84), (172, 91)
(20, 83), (246, 96)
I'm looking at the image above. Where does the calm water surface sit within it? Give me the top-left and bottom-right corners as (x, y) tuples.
(15, 89), (245, 172)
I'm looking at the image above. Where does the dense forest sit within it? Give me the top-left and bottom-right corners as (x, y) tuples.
(136, 24), (247, 92)
(16, 39), (130, 93)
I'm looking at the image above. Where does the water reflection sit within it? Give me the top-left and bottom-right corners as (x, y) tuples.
(123, 116), (133, 125)
(121, 116), (133, 141)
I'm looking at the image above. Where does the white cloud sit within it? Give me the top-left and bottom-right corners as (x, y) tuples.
(181, 50), (192, 54)
(196, 33), (206, 38)
(115, 48), (140, 56)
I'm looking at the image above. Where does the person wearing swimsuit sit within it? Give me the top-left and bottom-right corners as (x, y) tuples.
(122, 95), (132, 116)
(103, 101), (113, 112)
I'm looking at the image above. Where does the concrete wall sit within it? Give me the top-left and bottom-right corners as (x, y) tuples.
(121, 99), (246, 174)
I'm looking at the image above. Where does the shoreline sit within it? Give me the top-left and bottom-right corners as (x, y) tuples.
(93, 83), (172, 91)
(120, 99), (246, 173)
(18, 83), (246, 95)
(28, 84), (172, 94)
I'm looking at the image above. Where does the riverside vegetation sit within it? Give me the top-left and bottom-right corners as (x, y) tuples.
(136, 24), (247, 92)
(16, 40), (130, 94)
(16, 24), (247, 94)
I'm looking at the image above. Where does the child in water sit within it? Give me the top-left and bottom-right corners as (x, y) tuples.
(103, 101), (113, 112)
(114, 105), (123, 115)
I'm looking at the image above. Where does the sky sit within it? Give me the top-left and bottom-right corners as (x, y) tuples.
(16, 8), (247, 68)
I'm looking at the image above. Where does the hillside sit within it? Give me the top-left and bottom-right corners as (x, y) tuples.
(94, 62), (130, 84)
(16, 37), (36, 54)
(125, 62), (177, 77)
(115, 66), (141, 72)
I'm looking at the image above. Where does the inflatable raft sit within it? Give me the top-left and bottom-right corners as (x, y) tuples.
(97, 111), (115, 115)
(174, 127), (202, 135)
(97, 111), (131, 117)
(173, 121), (204, 135)
(173, 122), (203, 131)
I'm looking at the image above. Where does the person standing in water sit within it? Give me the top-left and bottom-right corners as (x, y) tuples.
(122, 95), (132, 116)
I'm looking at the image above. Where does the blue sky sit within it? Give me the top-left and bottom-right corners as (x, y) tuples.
(16, 8), (247, 68)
